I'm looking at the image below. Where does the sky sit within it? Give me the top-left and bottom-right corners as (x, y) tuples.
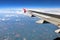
(0, 0), (60, 8)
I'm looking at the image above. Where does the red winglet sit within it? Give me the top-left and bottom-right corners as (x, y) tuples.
(23, 8), (27, 13)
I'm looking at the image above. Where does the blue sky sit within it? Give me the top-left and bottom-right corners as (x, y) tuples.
(0, 0), (60, 8)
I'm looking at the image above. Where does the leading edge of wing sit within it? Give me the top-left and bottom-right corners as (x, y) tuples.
(29, 10), (60, 19)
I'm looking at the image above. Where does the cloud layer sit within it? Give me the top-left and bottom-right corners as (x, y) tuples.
(0, 8), (60, 15)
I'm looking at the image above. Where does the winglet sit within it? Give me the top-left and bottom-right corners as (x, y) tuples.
(23, 8), (27, 13)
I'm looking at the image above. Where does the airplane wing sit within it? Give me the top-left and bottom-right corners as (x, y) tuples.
(29, 10), (60, 27)
(23, 9), (60, 33)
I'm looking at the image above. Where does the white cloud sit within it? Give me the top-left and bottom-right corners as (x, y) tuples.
(0, 18), (10, 21)
(0, 8), (23, 14)
(0, 8), (60, 15)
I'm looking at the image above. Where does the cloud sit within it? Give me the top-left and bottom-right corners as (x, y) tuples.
(0, 8), (60, 15)
(0, 8), (24, 14)
(0, 18), (10, 21)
